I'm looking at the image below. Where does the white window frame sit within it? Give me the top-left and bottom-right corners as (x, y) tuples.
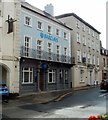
(77, 50), (81, 62)
(24, 16), (32, 27)
(47, 42), (52, 60)
(47, 25), (52, 34)
(37, 40), (43, 59)
(37, 21), (43, 30)
(76, 32), (80, 43)
(80, 70), (84, 82)
(82, 24), (85, 31)
(64, 32), (67, 39)
(56, 45), (60, 61)
(82, 35), (86, 45)
(48, 69), (56, 83)
(56, 28), (60, 37)
(76, 20), (80, 28)
(22, 67), (33, 84)
(64, 70), (68, 82)
(24, 36), (31, 57)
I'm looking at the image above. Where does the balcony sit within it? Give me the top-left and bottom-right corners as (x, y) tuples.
(20, 46), (72, 64)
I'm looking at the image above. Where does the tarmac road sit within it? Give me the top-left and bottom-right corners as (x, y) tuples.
(2, 86), (108, 119)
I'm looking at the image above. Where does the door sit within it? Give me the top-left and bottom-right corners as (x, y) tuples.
(40, 69), (44, 91)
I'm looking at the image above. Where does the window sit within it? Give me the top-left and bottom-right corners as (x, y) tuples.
(87, 53), (90, 64)
(92, 30), (94, 37)
(76, 20), (80, 28)
(37, 40), (42, 59)
(25, 16), (32, 26)
(64, 32), (67, 39)
(64, 47), (67, 62)
(48, 69), (56, 83)
(37, 21), (43, 30)
(82, 24), (85, 31)
(97, 56), (99, 66)
(103, 58), (105, 67)
(82, 35), (86, 45)
(24, 36), (31, 57)
(0, 11), (1, 16)
(56, 29), (60, 36)
(88, 28), (91, 35)
(76, 32), (80, 43)
(56, 45), (60, 61)
(92, 55), (95, 64)
(59, 69), (63, 83)
(48, 25), (52, 34)
(64, 70), (68, 83)
(88, 38), (91, 48)
(48, 43), (52, 60)
(80, 70), (84, 82)
(107, 59), (108, 67)
(83, 52), (86, 58)
(22, 67), (33, 84)
(77, 50), (81, 62)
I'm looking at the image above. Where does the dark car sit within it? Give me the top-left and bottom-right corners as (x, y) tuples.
(100, 80), (108, 91)
(0, 82), (9, 102)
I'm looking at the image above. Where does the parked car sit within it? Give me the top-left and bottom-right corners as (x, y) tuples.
(0, 82), (9, 102)
(100, 80), (108, 91)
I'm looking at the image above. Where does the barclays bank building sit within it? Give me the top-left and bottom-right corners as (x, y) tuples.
(20, 2), (72, 94)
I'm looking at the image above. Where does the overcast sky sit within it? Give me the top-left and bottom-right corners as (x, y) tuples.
(26, 0), (107, 48)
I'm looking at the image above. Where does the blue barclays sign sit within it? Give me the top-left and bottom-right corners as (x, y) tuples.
(40, 32), (58, 42)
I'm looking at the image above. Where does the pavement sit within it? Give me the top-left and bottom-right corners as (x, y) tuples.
(10, 86), (91, 104)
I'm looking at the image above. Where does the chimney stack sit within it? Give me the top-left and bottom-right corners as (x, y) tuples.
(44, 4), (54, 16)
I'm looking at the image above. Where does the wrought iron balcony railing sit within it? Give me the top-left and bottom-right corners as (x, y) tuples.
(20, 46), (72, 64)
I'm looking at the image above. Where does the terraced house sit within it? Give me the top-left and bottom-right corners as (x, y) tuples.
(56, 13), (102, 88)
(0, 0), (72, 95)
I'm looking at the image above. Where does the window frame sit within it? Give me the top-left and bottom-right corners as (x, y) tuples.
(24, 16), (32, 27)
(22, 67), (33, 84)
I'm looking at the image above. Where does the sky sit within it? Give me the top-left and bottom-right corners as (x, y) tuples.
(26, 0), (107, 48)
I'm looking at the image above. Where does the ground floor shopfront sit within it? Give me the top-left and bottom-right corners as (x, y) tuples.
(19, 58), (72, 94)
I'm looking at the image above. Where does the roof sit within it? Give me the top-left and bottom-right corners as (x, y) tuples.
(56, 13), (101, 34)
(21, 2), (72, 30)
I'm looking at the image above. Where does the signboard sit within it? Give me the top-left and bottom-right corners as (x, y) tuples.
(40, 32), (58, 42)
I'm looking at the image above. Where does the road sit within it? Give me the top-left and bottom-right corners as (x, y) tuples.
(1, 87), (108, 119)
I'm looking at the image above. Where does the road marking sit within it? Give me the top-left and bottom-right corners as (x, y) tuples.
(99, 93), (108, 97)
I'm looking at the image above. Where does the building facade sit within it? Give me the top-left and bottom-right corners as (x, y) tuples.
(0, 0), (72, 94)
(56, 13), (102, 88)
(100, 47), (108, 80)
(0, 0), (21, 94)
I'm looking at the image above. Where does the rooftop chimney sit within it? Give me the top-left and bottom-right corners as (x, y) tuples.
(44, 4), (54, 16)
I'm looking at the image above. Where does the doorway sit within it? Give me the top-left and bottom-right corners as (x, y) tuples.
(39, 69), (44, 91)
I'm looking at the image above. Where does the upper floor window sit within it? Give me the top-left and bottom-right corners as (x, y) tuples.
(47, 25), (52, 34)
(56, 29), (60, 36)
(0, 10), (1, 16)
(76, 20), (80, 28)
(103, 58), (105, 67)
(37, 21), (43, 30)
(92, 30), (94, 37)
(76, 32), (80, 43)
(56, 45), (60, 61)
(37, 40), (42, 59)
(64, 32), (67, 39)
(82, 35), (86, 45)
(77, 50), (81, 62)
(25, 16), (32, 26)
(88, 28), (91, 35)
(82, 24), (85, 31)
(97, 56), (99, 66)
(48, 43), (52, 60)
(24, 36), (31, 57)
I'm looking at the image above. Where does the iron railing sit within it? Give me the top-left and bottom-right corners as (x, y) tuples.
(20, 46), (72, 64)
